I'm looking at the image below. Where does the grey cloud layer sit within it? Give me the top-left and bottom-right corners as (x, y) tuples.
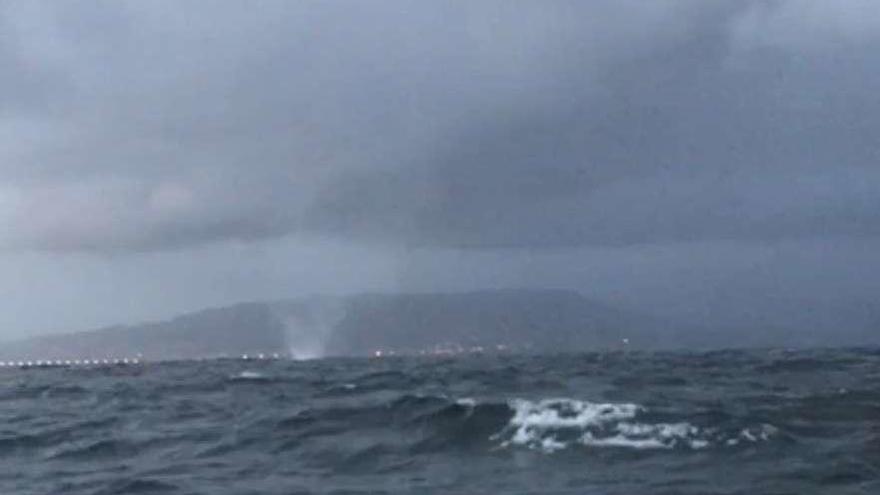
(2, 1), (878, 252)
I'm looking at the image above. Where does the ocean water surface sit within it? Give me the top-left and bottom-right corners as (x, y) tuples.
(1, 348), (878, 494)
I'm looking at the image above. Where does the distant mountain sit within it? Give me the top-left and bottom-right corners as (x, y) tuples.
(0, 303), (287, 362)
(0, 290), (670, 362)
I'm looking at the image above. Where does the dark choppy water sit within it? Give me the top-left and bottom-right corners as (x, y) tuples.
(1, 348), (879, 494)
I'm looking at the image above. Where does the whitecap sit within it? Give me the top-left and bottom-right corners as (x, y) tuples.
(493, 397), (776, 453)
(596, 422), (706, 450)
(496, 398), (643, 452)
(233, 371), (266, 380)
(739, 424), (777, 443)
(581, 432), (668, 450)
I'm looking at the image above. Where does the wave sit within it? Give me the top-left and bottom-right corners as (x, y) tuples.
(262, 393), (780, 456)
(1, 350), (873, 494)
(489, 398), (778, 453)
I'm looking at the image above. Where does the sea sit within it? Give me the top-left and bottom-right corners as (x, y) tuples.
(1, 347), (878, 495)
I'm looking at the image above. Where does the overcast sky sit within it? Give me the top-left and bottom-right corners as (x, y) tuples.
(1, 1), (879, 340)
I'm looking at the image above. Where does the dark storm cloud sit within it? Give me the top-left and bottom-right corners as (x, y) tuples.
(308, 2), (880, 247)
(1, 1), (879, 252)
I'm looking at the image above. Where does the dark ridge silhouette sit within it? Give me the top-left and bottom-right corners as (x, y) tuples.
(0, 290), (667, 361)
(4, 289), (875, 363)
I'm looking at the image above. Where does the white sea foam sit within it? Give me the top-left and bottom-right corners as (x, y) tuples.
(739, 424), (777, 443)
(508, 398), (641, 429)
(497, 398), (643, 452)
(584, 422), (706, 450)
(581, 432), (667, 449)
(495, 398), (777, 453)
(234, 371), (266, 380)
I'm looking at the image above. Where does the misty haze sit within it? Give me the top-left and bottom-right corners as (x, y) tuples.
(1, 1), (878, 494)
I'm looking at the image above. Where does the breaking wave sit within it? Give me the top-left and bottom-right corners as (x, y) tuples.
(491, 398), (778, 452)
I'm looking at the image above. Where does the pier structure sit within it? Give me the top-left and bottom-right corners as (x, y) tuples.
(0, 356), (141, 368)
(0, 351), (289, 368)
